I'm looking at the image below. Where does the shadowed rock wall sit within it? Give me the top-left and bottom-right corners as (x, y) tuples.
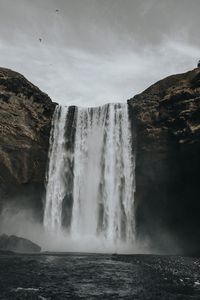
(128, 68), (200, 253)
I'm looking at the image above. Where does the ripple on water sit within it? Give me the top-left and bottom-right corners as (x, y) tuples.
(1, 254), (200, 300)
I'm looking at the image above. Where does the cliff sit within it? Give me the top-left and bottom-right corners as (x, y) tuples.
(0, 68), (56, 216)
(128, 68), (200, 253)
(1, 66), (200, 254)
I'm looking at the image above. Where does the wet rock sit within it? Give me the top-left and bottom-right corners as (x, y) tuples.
(0, 234), (41, 253)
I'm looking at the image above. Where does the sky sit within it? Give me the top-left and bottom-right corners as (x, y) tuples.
(0, 0), (200, 106)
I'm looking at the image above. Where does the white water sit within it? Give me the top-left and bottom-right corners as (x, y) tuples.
(44, 103), (136, 252)
(43, 105), (69, 231)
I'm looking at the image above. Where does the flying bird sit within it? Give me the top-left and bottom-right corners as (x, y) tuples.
(55, 9), (59, 12)
(39, 38), (42, 43)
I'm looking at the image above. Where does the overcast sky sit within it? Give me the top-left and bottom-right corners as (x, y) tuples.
(0, 0), (200, 106)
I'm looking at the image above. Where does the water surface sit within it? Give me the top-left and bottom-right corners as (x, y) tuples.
(0, 253), (200, 299)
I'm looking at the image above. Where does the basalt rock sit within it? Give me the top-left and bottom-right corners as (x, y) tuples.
(0, 68), (56, 217)
(128, 68), (200, 254)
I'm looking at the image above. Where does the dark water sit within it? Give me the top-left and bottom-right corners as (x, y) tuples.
(0, 254), (200, 299)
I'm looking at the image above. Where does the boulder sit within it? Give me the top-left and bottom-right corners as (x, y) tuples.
(0, 234), (41, 253)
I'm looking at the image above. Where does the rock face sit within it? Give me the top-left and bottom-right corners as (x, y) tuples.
(0, 68), (56, 216)
(0, 234), (41, 253)
(1, 66), (200, 254)
(128, 68), (200, 253)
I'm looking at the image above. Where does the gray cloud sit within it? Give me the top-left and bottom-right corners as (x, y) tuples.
(0, 0), (200, 106)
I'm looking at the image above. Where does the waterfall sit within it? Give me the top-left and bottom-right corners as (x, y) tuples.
(43, 105), (69, 231)
(44, 103), (136, 252)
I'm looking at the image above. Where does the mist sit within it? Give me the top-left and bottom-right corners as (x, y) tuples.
(0, 203), (153, 254)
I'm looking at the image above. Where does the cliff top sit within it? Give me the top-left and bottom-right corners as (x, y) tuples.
(0, 67), (53, 107)
(128, 68), (200, 145)
(136, 67), (200, 101)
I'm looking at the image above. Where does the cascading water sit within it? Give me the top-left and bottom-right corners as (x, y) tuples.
(44, 103), (136, 252)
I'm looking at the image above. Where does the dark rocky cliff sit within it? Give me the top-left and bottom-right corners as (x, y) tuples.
(0, 68), (56, 216)
(128, 68), (200, 253)
(1, 66), (200, 254)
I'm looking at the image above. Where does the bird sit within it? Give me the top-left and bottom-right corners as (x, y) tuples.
(55, 9), (59, 12)
(39, 38), (42, 43)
